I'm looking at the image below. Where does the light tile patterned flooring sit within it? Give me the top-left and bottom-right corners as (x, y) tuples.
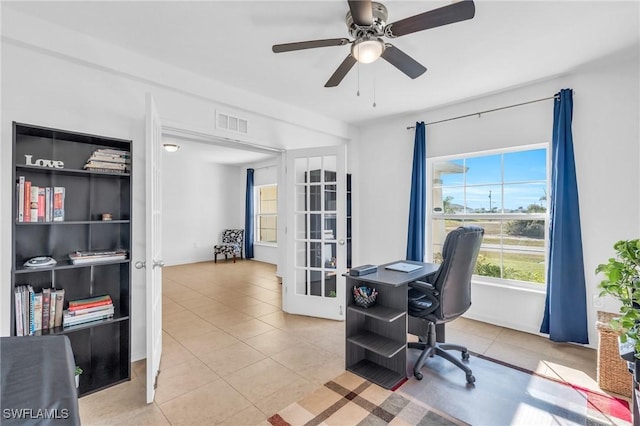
(79, 260), (600, 425)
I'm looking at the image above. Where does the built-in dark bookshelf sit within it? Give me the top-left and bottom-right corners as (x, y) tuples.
(11, 122), (132, 396)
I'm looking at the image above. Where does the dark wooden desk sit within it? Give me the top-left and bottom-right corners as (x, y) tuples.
(344, 260), (439, 389)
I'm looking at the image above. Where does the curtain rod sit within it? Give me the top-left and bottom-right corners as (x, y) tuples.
(406, 94), (560, 130)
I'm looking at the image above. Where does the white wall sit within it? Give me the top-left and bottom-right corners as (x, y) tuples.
(354, 47), (639, 347)
(162, 147), (243, 266)
(0, 9), (352, 359)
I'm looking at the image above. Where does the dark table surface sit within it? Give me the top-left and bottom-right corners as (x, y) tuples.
(1, 335), (80, 425)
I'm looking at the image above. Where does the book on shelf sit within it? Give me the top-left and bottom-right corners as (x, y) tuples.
(68, 294), (113, 310)
(24, 180), (31, 223)
(53, 289), (65, 328)
(14, 287), (23, 336)
(30, 185), (39, 222)
(27, 285), (34, 335)
(33, 292), (43, 332)
(68, 249), (127, 264)
(82, 167), (129, 174)
(67, 303), (115, 316)
(49, 289), (56, 329)
(18, 176), (24, 222)
(63, 311), (114, 328)
(89, 154), (131, 164)
(42, 288), (51, 331)
(53, 187), (65, 221)
(37, 187), (45, 222)
(93, 148), (130, 156)
(45, 187), (51, 222)
(84, 161), (130, 171)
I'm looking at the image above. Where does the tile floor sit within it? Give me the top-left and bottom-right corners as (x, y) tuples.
(79, 259), (603, 425)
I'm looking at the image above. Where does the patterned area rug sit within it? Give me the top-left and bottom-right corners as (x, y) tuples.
(267, 371), (467, 426)
(268, 355), (632, 426)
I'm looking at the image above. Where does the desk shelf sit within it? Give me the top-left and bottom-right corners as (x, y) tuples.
(347, 305), (405, 322)
(348, 359), (406, 390)
(347, 331), (405, 358)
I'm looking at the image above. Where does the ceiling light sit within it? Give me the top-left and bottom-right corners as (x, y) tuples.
(351, 38), (385, 64)
(162, 143), (180, 152)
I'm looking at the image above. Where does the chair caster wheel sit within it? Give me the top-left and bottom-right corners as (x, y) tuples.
(462, 351), (470, 361)
(415, 372), (423, 380)
(466, 374), (475, 384)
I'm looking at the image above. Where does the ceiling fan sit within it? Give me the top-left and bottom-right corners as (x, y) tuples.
(272, 0), (475, 87)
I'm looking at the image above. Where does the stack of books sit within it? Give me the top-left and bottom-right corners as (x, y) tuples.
(63, 295), (114, 328)
(13, 285), (65, 336)
(83, 148), (130, 173)
(69, 249), (127, 265)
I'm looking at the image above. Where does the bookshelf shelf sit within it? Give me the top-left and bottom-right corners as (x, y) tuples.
(16, 220), (130, 226)
(16, 164), (131, 177)
(33, 314), (130, 336)
(11, 122), (132, 396)
(14, 259), (130, 274)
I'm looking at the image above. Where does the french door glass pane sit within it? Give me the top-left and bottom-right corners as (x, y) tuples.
(295, 268), (308, 295)
(294, 213), (307, 239)
(295, 242), (307, 268)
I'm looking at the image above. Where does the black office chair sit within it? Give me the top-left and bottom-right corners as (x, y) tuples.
(407, 225), (484, 384)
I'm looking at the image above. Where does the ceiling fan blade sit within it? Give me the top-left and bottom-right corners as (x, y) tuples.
(325, 55), (357, 87)
(386, 0), (475, 38)
(381, 45), (426, 79)
(272, 38), (350, 53)
(348, 0), (373, 26)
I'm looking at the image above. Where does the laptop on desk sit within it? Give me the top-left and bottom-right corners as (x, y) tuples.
(385, 262), (423, 273)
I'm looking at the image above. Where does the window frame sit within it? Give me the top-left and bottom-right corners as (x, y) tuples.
(254, 183), (278, 247)
(427, 143), (550, 291)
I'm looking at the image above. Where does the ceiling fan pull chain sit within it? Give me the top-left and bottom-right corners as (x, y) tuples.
(373, 66), (377, 107)
(357, 46), (361, 96)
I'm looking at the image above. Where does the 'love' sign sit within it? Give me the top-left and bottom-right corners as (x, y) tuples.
(25, 155), (64, 169)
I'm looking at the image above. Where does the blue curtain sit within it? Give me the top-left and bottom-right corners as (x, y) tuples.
(245, 168), (255, 259)
(540, 89), (588, 344)
(406, 122), (426, 261)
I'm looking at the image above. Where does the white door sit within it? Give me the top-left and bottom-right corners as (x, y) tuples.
(285, 145), (346, 320)
(144, 93), (163, 403)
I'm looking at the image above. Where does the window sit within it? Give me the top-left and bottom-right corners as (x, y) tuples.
(429, 145), (548, 286)
(256, 184), (277, 244)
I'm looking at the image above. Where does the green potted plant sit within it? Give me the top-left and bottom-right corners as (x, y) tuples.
(74, 366), (83, 388)
(596, 239), (640, 356)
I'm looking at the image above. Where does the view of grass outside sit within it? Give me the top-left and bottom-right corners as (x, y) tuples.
(431, 147), (547, 285)
(257, 185), (277, 243)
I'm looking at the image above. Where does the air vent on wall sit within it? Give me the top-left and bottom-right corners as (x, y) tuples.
(216, 111), (248, 134)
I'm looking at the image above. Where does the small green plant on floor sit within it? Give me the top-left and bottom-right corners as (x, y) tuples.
(75, 366), (83, 376)
(596, 239), (640, 356)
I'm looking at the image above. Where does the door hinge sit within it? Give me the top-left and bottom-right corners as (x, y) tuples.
(339, 305), (343, 315)
(153, 370), (160, 389)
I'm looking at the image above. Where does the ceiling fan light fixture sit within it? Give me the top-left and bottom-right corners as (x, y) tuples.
(351, 38), (385, 64)
(162, 143), (180, 152)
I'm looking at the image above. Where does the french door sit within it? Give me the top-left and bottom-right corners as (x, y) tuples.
(144, 93), (163, 403)
(284, 145), (347, 320)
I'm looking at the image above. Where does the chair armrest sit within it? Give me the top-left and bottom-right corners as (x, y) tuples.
(409, 280), (437, 295)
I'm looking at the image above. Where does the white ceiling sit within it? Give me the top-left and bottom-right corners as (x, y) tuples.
(4, 1), (640, 125)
